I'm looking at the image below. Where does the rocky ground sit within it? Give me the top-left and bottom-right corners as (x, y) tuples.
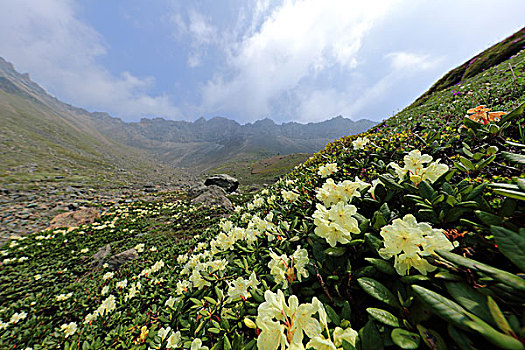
(0, 172), (248, 245)
(0, 181), (195, 245)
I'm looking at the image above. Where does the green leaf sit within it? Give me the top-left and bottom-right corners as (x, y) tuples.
(366, 308), (400, 327)
(445, 282), (493, 324)
(493, 189), (525, 201)
(475, 211), (503, 226)
(466, 182), (488, 200)
(411, 285), (470, 326)
(416, 324), (447, 350)
(325, 304), (341, 326)
(391, 328), (420, 349)
(358, 277), (399, 308)
(436, 250), (525, 292)
(459, 156), (475, 170)
(372, 211), (388, 230)
(223, 334), (232, 350)
(502, 151), (525, 165)
(448, 325), (475, 350)
(487, 296), (514, 336)
(359, 320), (384, 350)
(365, 233), (383, 252)
(475, 154), (496, 170)
(419, 180), (435, 200)
(325, 247), (347, 257)
(378, 174), (404, 191)
(341, 301), (352, 320)
(365, 258), (395, 275)
(491, 226), (525, 271)
(500, 101), (525, 124)
(463, 318), (524, 349)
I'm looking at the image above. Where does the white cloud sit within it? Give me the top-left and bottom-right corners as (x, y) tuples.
(0, 0), (181, 120)
(200, 0), (400, 121)
(386, 52), (442, 72)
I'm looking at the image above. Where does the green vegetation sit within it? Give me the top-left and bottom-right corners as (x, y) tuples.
(1, 45), (524, 350)
(209, 153), (311, 187)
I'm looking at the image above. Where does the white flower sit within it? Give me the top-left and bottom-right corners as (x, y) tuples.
(191, 338), (209, 350)
(379, 214), (454, 275)
(134, 243), (145, 253)
(318, 163), (338, 177)
(226, 272), (259, 302)
(60, 322), (77, 338)
(166, 330), (182, 348)
(256, 290), (323, 349)
(84, 313), (97, 324)
(80, 248), (89, 253)
(157, 326), (171, 342)
(177, 254), (188, 265)
(149, 246), (157, 252)
(101, 285), (110, 295)
(34, 274), (42, 281)
(97, 295), (116, 316)
(116, 279), (128, 289)
(352, 136), (369, 150)
(9, 312), (27, 324)
(165, 296), (177, 308)
(313, 202), (360, 247)
(306, 336), (337, 350)
(333, 326), (358, 347)
(176, 280), (191, 295)
(281, 190), (300, 203)
(102, 272), (114, 280)
(56, 293), (72, 301)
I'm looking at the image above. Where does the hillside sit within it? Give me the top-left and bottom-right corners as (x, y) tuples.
(0, 58), (183, 189)
(0, 31), (524, 350)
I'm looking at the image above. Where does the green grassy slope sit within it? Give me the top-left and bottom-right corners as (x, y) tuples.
(208, 152), (312, 187)
(0, 61), (183, 189)
(0, 42), (524, 350)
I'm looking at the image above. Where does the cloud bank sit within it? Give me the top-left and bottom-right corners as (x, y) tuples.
(0, 0), (181, 119)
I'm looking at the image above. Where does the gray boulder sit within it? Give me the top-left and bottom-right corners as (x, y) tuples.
(106, 248), (139, 270)
(204, 174), (239, 193)
(187, 184), (208, 198)
(91, 244), (111, 267)
(192, 186), (233, 211)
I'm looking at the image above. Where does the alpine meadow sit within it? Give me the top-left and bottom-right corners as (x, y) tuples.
(0, 9), (524, 350)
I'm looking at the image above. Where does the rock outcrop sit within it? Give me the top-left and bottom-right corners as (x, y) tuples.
(204, 174), (239, 193)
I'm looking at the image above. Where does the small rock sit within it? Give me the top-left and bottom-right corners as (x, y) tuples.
(48, 207), (100, 229)
(107, 248), (139, 270)
(91, 244), (111, 267)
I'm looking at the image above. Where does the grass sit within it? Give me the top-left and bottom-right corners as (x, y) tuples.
(208, 152), (311, 188)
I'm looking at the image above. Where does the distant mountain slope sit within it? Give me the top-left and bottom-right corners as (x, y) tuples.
(0, 56), (375, 179)
(91, 113), (375, 170)
(0, 58), (176, 187)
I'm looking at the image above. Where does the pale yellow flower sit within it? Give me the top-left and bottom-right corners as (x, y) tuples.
(352, 136), (370, 150)
(256, 290), (323, 349)
(157, 326), (171, 342)
(60, 322), (77, 338)
(167, 331), (182, 348)
(379, 214), (454, 275)
(9, 312), (27, 324)
(191, 338), (209, 350)
(318, 163), (338, 177)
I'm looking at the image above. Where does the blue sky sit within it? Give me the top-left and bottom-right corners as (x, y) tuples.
(0, 0), (523, 123)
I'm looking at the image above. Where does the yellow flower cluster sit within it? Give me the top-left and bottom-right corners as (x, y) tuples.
(389, 150), (448, 186)
(379, 214), (455, 275)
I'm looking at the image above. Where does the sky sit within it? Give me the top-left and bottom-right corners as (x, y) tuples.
(0, 1), (523, 124)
